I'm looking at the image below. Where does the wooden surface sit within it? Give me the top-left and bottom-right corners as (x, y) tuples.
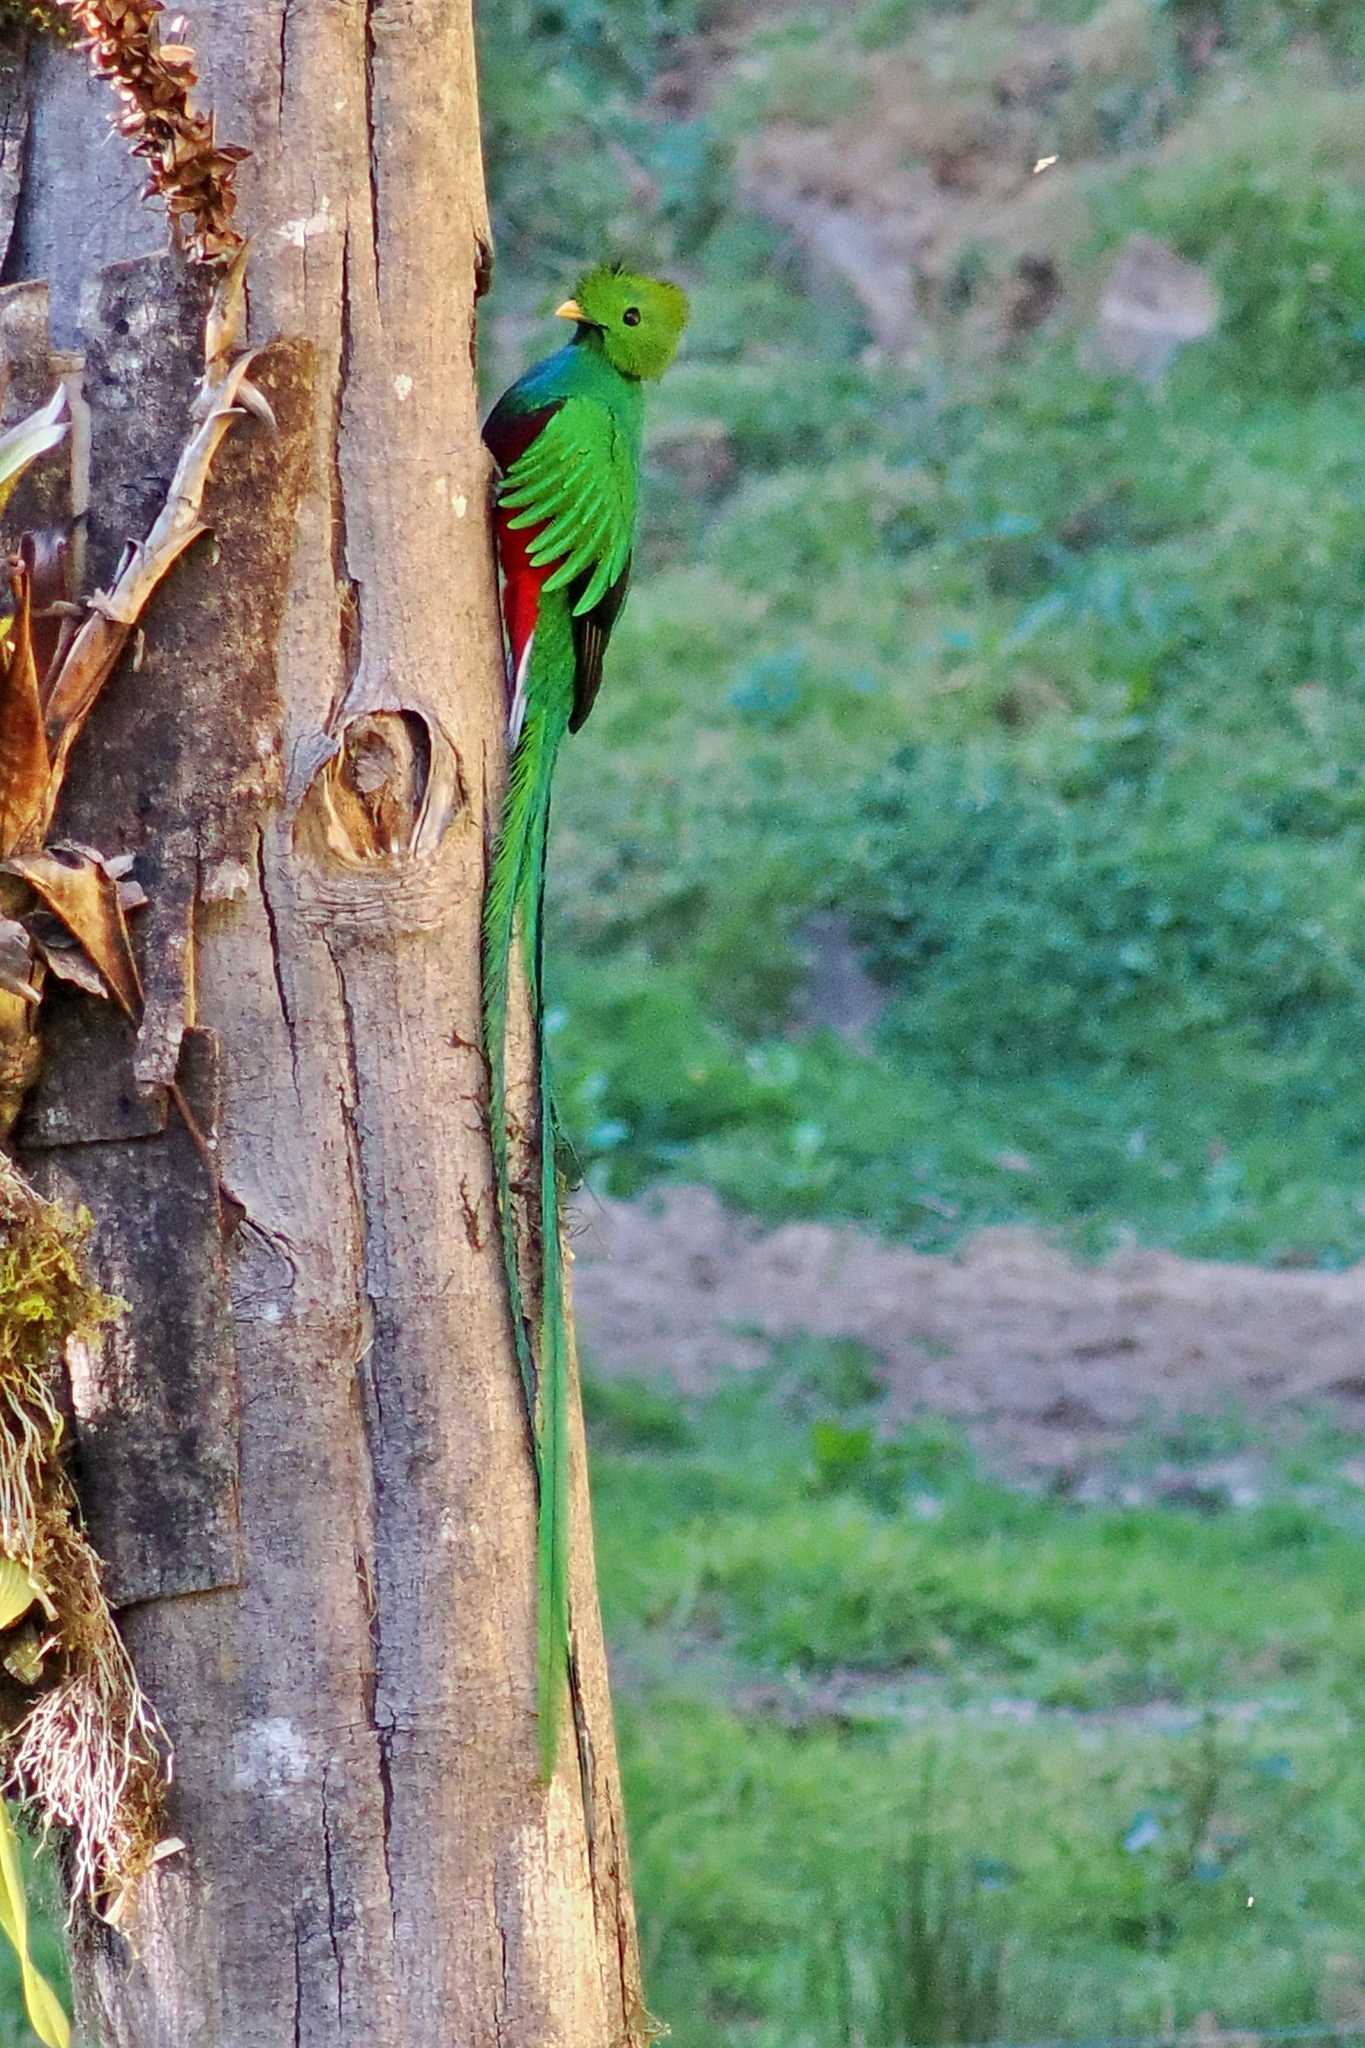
(7, 5), (644, 2042)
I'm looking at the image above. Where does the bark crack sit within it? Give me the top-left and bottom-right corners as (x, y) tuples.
(324, 939), (379, 1454)
(321, 1766), (345, 2027)
(326, 937), (399, 1945)
(292, 1911), (304, 2048)
(493, 1916), (511, 2048)
(375, 1714), (397, 1940)
(0, 49), (32, 287)
(333, 225), (363, 712)
(470, 235), (494, 375)
(614, 1838), (637, 2042)
(326, 939), (377, 1349)
(362, 1), (382, 311)
(356, 1513), (398, 1942)
(277, 0), (295, 125)
(255, 827), (302, 1102)
(570, 1644), (597, 1891)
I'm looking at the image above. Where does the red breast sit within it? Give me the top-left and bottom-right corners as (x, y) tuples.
(495, 505), (554, 680)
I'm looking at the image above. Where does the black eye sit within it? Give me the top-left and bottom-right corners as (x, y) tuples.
(622, 307), (641, 327)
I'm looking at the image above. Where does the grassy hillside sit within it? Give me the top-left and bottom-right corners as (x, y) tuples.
(479, 0), (1365, 1268)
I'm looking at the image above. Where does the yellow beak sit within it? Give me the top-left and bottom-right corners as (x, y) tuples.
(555, 299), (585, 322)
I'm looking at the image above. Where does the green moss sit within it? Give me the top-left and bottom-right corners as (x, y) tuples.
(0, 3), (75, 41)
(0, 1161), (118, 1398)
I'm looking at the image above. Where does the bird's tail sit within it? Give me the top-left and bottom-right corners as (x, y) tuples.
(520, 767), (571, 1783)
(481, 686), (572, 1780)
(482, 702), (546, 1423)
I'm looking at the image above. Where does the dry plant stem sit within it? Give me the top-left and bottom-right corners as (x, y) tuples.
(42, 350), (262, 823)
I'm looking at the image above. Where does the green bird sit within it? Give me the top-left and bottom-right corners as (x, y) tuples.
(482, 263), (689, 1778)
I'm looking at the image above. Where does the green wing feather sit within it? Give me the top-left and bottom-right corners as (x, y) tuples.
(500, 398), (636, 611)
(484, 391), (637, 1780)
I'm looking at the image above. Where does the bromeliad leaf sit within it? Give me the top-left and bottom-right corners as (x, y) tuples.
(0, 1558), (40, 1633)
(0, 1797), (69, 2048)
(0, 389), (67, 526)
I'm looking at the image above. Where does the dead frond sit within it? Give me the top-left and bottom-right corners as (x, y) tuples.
(58, 1), (247, 264)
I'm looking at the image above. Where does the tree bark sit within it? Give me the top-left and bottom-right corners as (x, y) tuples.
(7, 5), (645, 2044)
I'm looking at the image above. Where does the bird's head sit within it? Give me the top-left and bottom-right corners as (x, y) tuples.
(556, 264), (689, 380)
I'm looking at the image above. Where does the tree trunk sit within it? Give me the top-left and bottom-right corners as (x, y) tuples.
(7, 5), (644, 2044)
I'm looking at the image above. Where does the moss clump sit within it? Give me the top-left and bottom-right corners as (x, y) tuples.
(0, 4), (75, 40)
(0, 1163), (115, 1408)
(0, 1161), (116, 1565)
(0, 1158), (165, 1926)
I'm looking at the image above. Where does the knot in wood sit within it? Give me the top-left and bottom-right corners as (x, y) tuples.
(294, 704), (464, 896)
(322, 710), (429, 863)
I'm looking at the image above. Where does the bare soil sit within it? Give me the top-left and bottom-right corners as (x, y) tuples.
(570, 1187), (1365, 1473)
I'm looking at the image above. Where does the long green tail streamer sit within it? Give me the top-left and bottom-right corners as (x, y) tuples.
(482, 637), (574, 1780)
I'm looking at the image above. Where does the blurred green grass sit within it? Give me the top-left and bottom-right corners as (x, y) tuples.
(590, 1360), (1365, 2045)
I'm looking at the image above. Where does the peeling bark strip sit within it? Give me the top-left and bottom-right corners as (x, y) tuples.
(10, 2), (647, 2044)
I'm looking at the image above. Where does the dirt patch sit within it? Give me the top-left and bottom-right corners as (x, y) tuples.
(731, 1), (1161, 353)
(570, 1187), (1365, 1471)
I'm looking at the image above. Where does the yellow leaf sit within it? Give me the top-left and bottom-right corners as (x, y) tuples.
(0, 1557), (38, 1632)
(0, 1800), (69, 2048)
(0, 391), (67, 525)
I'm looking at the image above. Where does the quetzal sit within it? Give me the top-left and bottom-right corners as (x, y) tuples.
(481, 264), (688, 1778)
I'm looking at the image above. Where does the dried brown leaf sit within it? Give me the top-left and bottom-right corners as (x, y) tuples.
(21, 530), (73, 699)
(0, 919), (37, 1006)
(29, 930), (110, 999)
(0, 845), (142, 1018)
(0, 562), (50, 860)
